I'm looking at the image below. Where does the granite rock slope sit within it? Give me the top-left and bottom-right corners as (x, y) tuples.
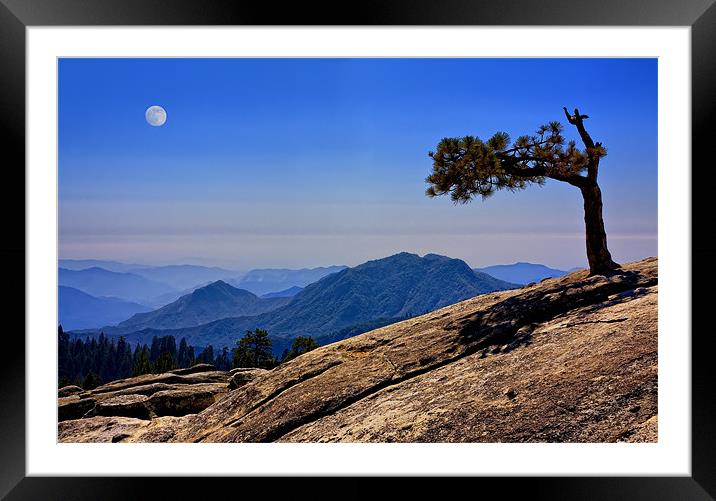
(59, 258), (657, 443)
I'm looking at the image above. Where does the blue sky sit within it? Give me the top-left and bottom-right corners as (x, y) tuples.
(59, 58), (657, 270)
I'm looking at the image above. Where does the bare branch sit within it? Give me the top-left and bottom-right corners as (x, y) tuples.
(564, 106), (600, 182)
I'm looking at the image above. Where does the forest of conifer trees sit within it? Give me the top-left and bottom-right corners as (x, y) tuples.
(57, 326), (318, 389)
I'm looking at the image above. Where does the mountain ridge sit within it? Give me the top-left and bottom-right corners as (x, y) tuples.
(261, 286), (304, 298)
(72, 253), (517, 352)
(230, 265), (347, 296)
(58, 267), (178, 305)
(58, 286), (152, 331)
(126, 265), (242, 291)
(101, 280), (292, 333)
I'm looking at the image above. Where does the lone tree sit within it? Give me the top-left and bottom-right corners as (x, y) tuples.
(426, 107), (619, 275)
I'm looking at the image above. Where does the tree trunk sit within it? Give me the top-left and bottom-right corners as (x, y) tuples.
(580, 182), (620, 275)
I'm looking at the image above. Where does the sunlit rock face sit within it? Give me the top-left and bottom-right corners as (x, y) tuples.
(59, 258), (658, 444)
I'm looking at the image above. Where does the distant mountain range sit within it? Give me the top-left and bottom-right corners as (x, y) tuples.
(59, 259), (152, 273)
(58, 261), (341, 308)
(229, 266), (347, 296)
(59, 286), (151, 331)
(124, 265), (242, 291)
(261, 286), (304, 298)
(72, 253), (517, 354)
(474, 262), (569, 285)
(60, 260), (242, 292)
(59, 267), (178, 305)
(147, 286), (207, 309)
(108, 281), (291, 333)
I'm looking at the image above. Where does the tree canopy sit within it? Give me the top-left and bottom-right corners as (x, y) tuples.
(425, 108), (618, 275)
(281, 335), (319, 363)
(232, 328), (276, 369)
(426, 108), (607, 203)
(58, 327), (284, 389)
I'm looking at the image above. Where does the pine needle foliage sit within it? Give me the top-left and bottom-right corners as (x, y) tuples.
(426, 117), (606, 203)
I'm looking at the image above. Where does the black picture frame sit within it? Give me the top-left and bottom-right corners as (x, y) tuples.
(1, 0), (714, 499)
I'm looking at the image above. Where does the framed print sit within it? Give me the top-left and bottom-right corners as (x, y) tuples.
(2, 0), (715, 498)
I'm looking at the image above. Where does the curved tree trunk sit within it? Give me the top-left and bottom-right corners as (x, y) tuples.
(579, 182), (620, 275)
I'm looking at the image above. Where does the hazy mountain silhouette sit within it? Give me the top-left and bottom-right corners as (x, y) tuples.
(127, 265), (242, 291)
(474, 262), (568, 285)
(58, 267), (177, 305)
(230, 265), (347, 296)
(144, 285), (209, 309)
(108, 281), (292, 332)
(261, 286), (304, 298)
(59, 259), (152, 273)
(58, 286), (151, 330)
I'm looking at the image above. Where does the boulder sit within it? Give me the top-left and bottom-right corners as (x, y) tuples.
(176, 371), (230, 385)
(169, 363), (216, 375)
(93, 382), (180, 400)
(126, 416), (188, 442)
(55, 366), (234, 423)
(146, 383), (228, 417)
(58, 416), (149, 443)
(58, 415), (190, 443)
(228, 368), (268, 390)
(58, 385), (83, 398)
(58, 395), (96, 422)
(91, 371), (230, 395)
(93, 394), (152, 420)
(229, 367), (252, 376)
(92, 373), (188, 394)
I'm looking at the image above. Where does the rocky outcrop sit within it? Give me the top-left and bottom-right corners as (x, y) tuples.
(144, 384), (228, 417)
(90, 370), (229, 396)
(59, 258), (658, 443)
(57, 385), (84, 398)
(57, 364), (261, 424)
(228, 368), (269, 390)
(57, 415), (186, 443)
(168, 363), (217, 375)
(58, 395), (97, 422)
(94, 394), (152, 420)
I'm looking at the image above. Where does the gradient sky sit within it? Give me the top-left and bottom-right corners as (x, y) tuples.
(59, 58), (657, 270)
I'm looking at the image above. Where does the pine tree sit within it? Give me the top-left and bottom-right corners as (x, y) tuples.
(58, 325), (71, 386)
(163, 336), (177, 363)
(232, 329), (275, 369)
(199, 345), (215, 365)
(149, 336), (161, 364)
(153, 351), (176, 374)
(132, 344), (151, 376)
(178, 337), (191, 368)
(187, 345), (196, 366)
(82, 371), (102, 390)
(115, 336), (133, 379)
(281, 336), (319, 363)
(425, 108), (618, 275)
(215, 346), (231, 371)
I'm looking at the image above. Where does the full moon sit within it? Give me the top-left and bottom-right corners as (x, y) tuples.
(145, 105), (167, 126)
